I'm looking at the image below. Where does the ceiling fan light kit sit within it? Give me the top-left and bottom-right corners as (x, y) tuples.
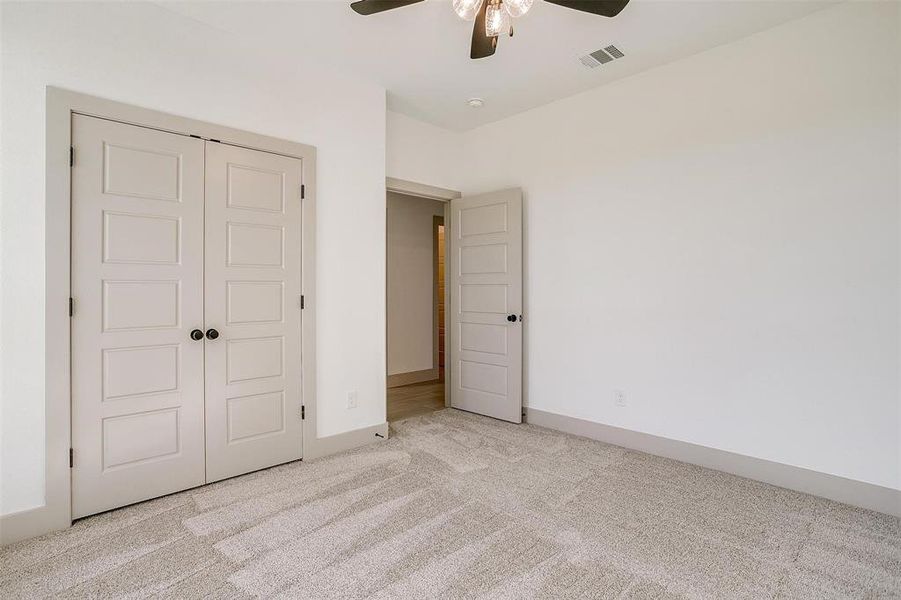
(350, 0), (630, 59)
(455, 0), (533, 23)
(503, 0), (534, 19)
(453, 0), (483, 21)
(485, 1), (513, 38)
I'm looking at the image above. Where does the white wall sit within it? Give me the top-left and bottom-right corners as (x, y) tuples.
(459, 1), (901, 490)
(0, 2), (388, 515)
(386, 111), (463, 191)
(387, 192), (445, 376)
(2, 0), (898, 521)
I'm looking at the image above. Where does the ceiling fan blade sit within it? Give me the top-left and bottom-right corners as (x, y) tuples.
(350, 0), (425, 16)
(471, 0), (498, 59)
(543, 0), (630, 18)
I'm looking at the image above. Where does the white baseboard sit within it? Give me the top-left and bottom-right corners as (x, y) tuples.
(304, 421), (389, 461)
(387, 369), (439, 388)
(1, 503), (70, 546)
(525, 408), (901, 517)
(2, 422), (390, 546)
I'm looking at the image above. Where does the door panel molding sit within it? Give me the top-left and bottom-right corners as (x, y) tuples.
(0, 87), (318, 546)
(70, 115), (206, 518)
(204, 141), (304, 482)
(449, 188), (523, 423)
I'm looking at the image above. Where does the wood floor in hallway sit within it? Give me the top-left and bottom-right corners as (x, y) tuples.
(387, 380), (445, 422)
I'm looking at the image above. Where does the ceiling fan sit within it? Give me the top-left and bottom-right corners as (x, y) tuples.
(350, 0), (630, 59)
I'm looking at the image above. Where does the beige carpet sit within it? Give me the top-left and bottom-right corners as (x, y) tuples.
(1, 409), (899, 599)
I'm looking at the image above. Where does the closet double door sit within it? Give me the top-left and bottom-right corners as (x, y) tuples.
(71, 115), (304, 518)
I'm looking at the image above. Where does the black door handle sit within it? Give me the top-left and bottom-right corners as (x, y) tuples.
(190, 329), (204, 341)
(507, 314), (517, 322)
(205, 328), (219, 340)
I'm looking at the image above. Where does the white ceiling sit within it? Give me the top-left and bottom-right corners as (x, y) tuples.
(161, 0), (837, 131)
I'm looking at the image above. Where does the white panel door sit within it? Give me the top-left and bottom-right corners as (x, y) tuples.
(204, 142), (304, 482)
(449, 189), (523, 423)
(71, 115), (206, 518)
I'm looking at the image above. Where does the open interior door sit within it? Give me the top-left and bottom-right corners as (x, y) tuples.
(449, 188), (523, 423)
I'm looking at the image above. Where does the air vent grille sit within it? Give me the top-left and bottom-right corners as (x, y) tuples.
(590, 49), (614, 65)
(579, 55), (598, 68)
(580, 44), (625, 69)
(604, 45), (624, 59)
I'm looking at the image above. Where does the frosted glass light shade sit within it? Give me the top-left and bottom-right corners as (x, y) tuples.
(485, 1), (510, 36)
(503, 0), (533, 18)
(453, 0), (483, 21)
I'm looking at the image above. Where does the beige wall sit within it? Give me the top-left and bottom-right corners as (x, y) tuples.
(1, 2), (388, 514)
(459, 1), (900, 490)
(387, 192), (445, 376)
(386, 111), (463, 191)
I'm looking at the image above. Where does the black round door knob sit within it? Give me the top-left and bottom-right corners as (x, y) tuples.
(205, 328), (220, 340)
(190, 329), (204, 341)
(506, 314), (517, 322)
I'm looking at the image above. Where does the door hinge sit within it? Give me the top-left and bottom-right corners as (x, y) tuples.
(301, 405), (305, 420)
(300, 295), (305, 310)
(69, 297), (74, 317)
(69, 146), (74, 167)
(300, 184), (305, 200)
(69, 448), (74, 468)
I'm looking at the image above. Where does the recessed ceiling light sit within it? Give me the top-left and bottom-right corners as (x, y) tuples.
(467, 98), (485, 108)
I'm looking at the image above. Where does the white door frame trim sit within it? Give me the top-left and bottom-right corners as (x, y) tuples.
(385, 178), (461, 410)
(0, 86), (318, 545)
(386, 177), (461, 203)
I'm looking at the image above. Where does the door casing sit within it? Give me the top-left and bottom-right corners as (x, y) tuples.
(385, 178), (462, 410)
(7, 87), (318, 545)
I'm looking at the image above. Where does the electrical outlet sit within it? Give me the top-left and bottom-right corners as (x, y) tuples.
(614, 389), (627, 407)
(347, 390), (358, 409)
